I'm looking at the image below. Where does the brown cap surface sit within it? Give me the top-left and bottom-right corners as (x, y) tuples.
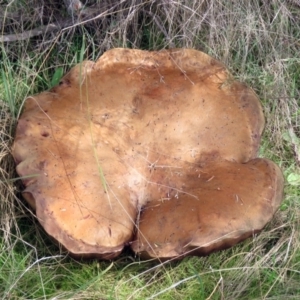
(131, 158), (284, 258)
(12, 48), (282, 259)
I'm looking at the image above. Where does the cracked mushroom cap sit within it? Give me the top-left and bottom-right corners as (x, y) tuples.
(12, 48), (283, 259)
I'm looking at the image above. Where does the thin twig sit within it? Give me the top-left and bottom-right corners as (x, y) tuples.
(0, 24), (59, 42)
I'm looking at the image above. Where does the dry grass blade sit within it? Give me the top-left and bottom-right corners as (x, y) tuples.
(0, 101), (16, 245)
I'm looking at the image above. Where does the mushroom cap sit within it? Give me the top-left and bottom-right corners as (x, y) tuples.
(12, 48), (283, 259)
(131, 158), (283, 258)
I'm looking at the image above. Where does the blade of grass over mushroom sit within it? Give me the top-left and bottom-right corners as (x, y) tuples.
(78, 34), (109, 201)
(81, 37), (109, 198)
(77, 36), (108, 198)
(5, 174), (39, 183)
(84, 73), (109, 201)
(79, 34), (109, 203)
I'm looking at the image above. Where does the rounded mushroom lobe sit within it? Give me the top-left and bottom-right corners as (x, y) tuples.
(12, 48), (282, 259)
(131, 158), (284, 259)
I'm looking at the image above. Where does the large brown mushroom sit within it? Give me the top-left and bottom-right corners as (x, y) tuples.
(12, 48), (284, 259)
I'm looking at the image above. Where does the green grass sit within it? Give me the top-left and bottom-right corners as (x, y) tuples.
(1, 0), (300, 299)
